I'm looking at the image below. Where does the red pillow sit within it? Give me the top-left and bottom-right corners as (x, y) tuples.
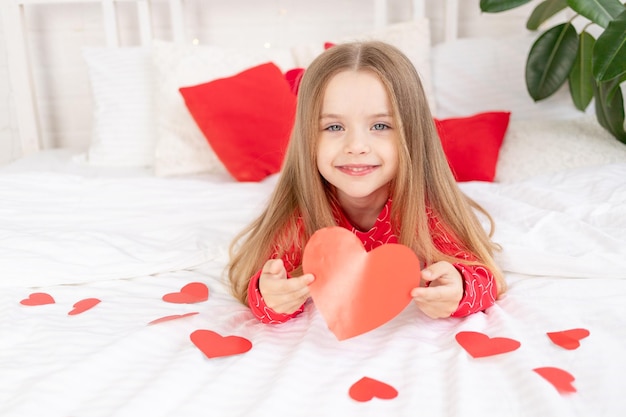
(179, 62), (297, 182)
(284, 67), (305, 95)
(434, 111), (511, 182)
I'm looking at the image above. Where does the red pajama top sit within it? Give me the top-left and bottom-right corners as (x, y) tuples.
(247, 199), (497, 324)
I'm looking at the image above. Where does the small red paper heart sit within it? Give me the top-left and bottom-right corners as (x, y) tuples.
(455, 331), (521, 358)
(68, 298), (101, 315)
(162, 282), (209, 304)
(190, 330), (252, 359)
(148, 312), (199, 325)
(20, 292), (55, 306)
(349, 377), (398, 402)
(533, 367), (577, 394)
(302, 227), (421, 341)
(547, 328), (590, 350)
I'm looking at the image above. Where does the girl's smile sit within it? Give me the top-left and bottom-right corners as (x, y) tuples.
(335, 164), (380, 176)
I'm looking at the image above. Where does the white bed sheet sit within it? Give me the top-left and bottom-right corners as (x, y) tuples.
(1, 154), (625, 417)
(0, 149), (275, 288)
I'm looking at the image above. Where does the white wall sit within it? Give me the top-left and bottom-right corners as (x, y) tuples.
(0, 0), (533, 166)
(0, 13), (18, 164)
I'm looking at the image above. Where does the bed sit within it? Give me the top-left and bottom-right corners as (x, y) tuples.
(1, 1), (626, 416)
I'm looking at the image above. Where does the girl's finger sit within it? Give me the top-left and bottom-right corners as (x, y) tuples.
(263, 259), (284, 276)
(411, 285), (445, 302)
(421, 261), (454, 282)
(282, 274), (315, 292)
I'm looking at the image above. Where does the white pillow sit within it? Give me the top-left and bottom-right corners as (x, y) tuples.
(151, 40), (296, 177)
(431, 34), (590, 121)
(291, 19), (435, 114)
(82, 47), (155, 167)
(495, 116), (626, 182)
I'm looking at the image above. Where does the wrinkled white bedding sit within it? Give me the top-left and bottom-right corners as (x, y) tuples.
(467, 163), (626, 279)
(1, 159), (625, 417)
(0, 167), (277, 288)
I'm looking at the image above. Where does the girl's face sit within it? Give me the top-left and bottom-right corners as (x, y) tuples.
(317, 70), (399, 208)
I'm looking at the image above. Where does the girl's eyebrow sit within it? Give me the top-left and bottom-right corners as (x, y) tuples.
(320, 112), (392, 119)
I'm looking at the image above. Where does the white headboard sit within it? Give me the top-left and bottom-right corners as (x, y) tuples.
(2, 0), (183, 157)
(1, 0), (461, 158)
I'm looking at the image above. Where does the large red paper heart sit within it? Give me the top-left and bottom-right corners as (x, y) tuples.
(455, 331), (521, 358)
(190, 330), (252, 359)
(547, 328), (590, 350)
(302, 226), (421, 341)
(163, 282), (209, 304)
(349, 377), (398, 402)
(533, 367), (577, 394)
(68, 298), (100, 315)
(20, 292), (55, 306)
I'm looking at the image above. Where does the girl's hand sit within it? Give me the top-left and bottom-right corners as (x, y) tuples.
(259, 259), (315, 314)
(410, 261), (463, 319)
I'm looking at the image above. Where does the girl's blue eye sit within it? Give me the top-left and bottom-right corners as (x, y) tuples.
(372, 123), (389, 131)
(326, 124), (343, 132)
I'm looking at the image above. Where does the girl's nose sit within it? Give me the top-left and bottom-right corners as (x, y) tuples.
(344, 130), (370, 154)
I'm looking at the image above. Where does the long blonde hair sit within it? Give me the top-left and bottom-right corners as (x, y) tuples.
(228, 41), (505, 305)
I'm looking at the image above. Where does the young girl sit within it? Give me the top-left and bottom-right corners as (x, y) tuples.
(228, 41), (506, 324)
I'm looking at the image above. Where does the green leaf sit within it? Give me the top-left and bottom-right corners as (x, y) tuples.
(569, 31), (595, 111)
(526, 23), (579, 100)
(480, 0), (533, 13)
(594, 78), (626, 143)
(566, 0), (625, 28)
(605, 73), (626, 103)
(593, 9), (626, 82)
(527, 0), (568, 30)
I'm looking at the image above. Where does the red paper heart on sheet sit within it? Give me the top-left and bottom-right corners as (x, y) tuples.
(455, 331), (521, 358)
(20, 292), (55, 306)
(547, 328), (590, 350)
(302, 226), (421, 341)
(533, 367), (577, 394)
(349, 377), (398, 402)
(148, 312), (199, 325)
(68, 298), (101, 315)
(190, 330), (252, 359)
(163, 282), (209, 304)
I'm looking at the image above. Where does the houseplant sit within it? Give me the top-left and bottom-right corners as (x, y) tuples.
(480, 0), (626, 143)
